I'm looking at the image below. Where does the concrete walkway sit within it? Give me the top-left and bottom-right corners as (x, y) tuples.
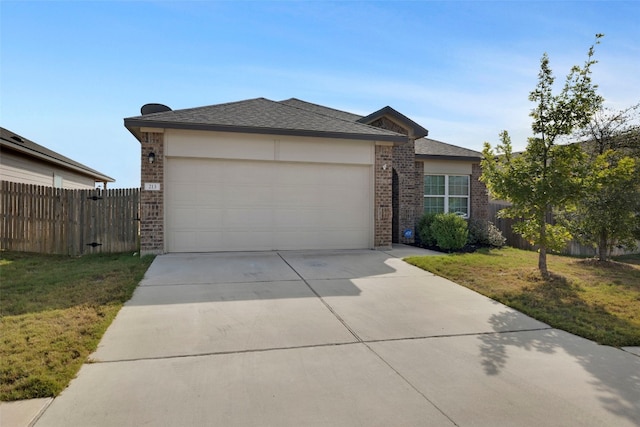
(9, 245), (639, 426)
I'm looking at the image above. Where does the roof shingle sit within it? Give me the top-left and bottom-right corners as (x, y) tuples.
(125, 97), (481, 160)
(125, 98), (406, 142)
(415, 138), (482, 160)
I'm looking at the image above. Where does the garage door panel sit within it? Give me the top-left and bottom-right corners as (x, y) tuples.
(224, 186), (273, 206)
(171, 231), (224, 253)
(166, 158), (372, 252)
(275, 164), (316, 184)
(273, 208), (313, 228)
(274, 191), (318, 207)
(225, 162), (274, 184)
(229, 231), (273, 251)
(224, 208), (273, 228)
(169, 208), (224, 229)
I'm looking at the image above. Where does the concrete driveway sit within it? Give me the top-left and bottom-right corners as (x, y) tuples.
(32, 246), (640, 426)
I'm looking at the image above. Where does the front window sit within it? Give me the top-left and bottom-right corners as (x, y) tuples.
(424, 175), (469, 217)
(53, 174), (63, 189)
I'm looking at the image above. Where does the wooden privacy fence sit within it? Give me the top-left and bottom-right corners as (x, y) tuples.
(1, 181), (139, 255)
(489, 201), (637, 257)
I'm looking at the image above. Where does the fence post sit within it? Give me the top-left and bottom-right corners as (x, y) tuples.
(0, 182), (140, 255)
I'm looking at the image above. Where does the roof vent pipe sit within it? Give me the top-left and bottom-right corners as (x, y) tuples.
(141, 103), (172, 115)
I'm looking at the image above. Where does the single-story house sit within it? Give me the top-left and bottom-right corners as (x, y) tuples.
(0, 127), (114, 189)
(125, 98), (487, 255)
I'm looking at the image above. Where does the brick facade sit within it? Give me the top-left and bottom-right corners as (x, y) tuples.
(136, 129), (487, 254)
(470, 163), (488, 220)
(140, 131), (165, 255)
(414, 160), (424, 226)
(374, 144), (393, 248)
(392, 141), (419, 243)
(368, 116), (421, 244)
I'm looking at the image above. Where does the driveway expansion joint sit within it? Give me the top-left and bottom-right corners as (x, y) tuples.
(276, 252), (364, 343)
(90, 327), (556, 366)
(140, 279), (303, 287)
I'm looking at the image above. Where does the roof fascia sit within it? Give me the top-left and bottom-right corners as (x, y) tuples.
(0, 140), (115, 182)
(124, 119), (409, 144)
(357, 106), (429, 139)
(415, 154), (482, 162)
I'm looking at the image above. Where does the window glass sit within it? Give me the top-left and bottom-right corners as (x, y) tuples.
(448, 176), (469, 196)
(424, 175), (445, 195)
(423, 174), (470, 218)
(424, 197), (445, 214)
(448, 197), (468, 216)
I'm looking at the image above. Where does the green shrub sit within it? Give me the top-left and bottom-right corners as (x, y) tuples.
(431, 213), (469, 251)
(468, 218), (507, 247)
(417, 213), (437, 246)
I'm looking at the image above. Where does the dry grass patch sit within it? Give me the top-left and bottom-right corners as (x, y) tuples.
(406, 247), (640, 347)
(1, 252), (154, 401)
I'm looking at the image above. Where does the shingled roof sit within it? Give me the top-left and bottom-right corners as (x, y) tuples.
(415, 137), (482, 160)
(0, 127), (114, 183)
(279, 98), (363, 122)
(125, 98), (408, 143)
(125, 97), (480, 160)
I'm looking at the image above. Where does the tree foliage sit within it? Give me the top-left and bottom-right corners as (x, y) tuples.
(569, 104), (640, 260)
(481, 35), (604, 278)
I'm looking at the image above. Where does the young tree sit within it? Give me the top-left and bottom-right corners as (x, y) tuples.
(570, 104), (640, 260)
(481, 35), (604, 278)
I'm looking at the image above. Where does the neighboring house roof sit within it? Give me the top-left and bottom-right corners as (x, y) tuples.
(415, 137), (482, 161)
(0, 127), (115, 183)
(125, 97), (408, 143)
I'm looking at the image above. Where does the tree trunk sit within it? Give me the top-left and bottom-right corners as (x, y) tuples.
(538, 246), (549, 279)
(598, 231), (608, 261)
(538, 220), (549, 279)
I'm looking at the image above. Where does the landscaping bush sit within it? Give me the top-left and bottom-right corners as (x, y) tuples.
(431, 213), (469, 251)
(468, 218), (507, 247)
(417, 213), (437, 246)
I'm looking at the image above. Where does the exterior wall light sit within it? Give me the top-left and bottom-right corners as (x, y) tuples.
(148, 152), (156, 164)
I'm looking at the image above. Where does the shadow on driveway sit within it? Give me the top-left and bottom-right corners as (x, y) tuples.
(479, 311), (640, 425)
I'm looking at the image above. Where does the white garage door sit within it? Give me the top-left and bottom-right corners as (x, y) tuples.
(166, 158), (372, 252)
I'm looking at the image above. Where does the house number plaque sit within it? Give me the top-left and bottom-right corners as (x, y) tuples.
(144, 183), (161, 191)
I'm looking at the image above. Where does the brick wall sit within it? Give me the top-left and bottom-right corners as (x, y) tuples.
(470, 163), (489, 220)
(140, 131), (165, 255)
(368, 116), (420, 244)
(414, 160), (424, 227)
(374, 144), (393, 248)
(392, 140), (418, 243)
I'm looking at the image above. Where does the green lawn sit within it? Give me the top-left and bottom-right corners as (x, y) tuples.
(406, 247), (640, 347)
(1, 251), (154, 401)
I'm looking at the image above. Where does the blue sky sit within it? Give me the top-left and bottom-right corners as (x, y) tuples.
(2, 0), (639, 188)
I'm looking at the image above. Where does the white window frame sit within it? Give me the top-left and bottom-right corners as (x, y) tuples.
(53, 174), (63, 189)
(423, 174), (470, 218)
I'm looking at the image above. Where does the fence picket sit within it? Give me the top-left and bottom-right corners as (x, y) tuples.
(0, 181), (140, 255)
(489, 201), (637, 257)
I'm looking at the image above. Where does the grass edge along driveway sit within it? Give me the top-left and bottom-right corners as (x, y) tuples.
(406, 247), (640, 348)
(1, 251), (154, 401)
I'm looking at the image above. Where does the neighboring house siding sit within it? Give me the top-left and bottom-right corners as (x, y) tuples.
(0, 150), (96, 189)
